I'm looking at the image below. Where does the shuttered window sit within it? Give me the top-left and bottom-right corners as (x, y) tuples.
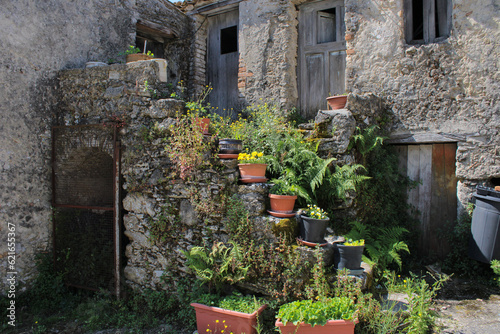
(404, 0), (451, 44)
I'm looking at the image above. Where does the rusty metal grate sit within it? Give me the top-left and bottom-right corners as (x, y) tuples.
(52, 125), (121, 295)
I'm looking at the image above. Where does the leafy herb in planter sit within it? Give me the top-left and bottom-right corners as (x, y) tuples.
(277, 297), (357, 327)
(218, 293), (266, 314)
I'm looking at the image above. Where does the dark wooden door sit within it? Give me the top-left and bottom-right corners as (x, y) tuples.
(206, 10), (239, 116)
(395, 143), (457, 260)
(298, 0), (346, 119)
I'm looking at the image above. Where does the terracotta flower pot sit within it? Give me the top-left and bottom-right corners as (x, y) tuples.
(275, 319), (357, 334)
(269, 194), (297, 213)
(196, 117), (210, 135)
(126, 53), (154, 63)
(191, 302), (267, 334)
(238, 163), (267, 179)
(326, 95), (347, 110)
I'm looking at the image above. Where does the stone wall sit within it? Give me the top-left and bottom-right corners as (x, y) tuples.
(344, 0), (500, 212)
(55, 61), (359, 292)
(55, 61), (276, 291)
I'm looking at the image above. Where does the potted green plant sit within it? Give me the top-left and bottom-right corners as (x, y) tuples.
(268, 178), (299, 217)
(275, 297), (358, 333)
(186, 86), (213, 135)
(192, 294), (267, 334)
(299, 204), (330, 244)
(337, 239), (365, 272)
(237, 151), (268, 182)
(121, 45), (155, 63)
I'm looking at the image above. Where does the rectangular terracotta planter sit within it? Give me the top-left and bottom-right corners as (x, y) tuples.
(191, 302), (267, 334)
(275, 319), (357, 334)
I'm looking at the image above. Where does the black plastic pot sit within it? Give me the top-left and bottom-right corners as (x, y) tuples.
(300, 215), (329, 243)
(337, 245), (364, 270)
(218, 138), (242, 154)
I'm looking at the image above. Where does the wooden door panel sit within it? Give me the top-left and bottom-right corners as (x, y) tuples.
(396, 143), (457, 259)
(328, 51), (346, 96)
(207, 10), (239, 115)
(305, 53), (326, 113)
(298, 0), (346, 119)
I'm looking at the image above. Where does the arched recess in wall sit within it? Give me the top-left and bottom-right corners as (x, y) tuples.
(298, 0), (346, 119)
(52, 125), (122, 297)
(388, 133), (460, 261)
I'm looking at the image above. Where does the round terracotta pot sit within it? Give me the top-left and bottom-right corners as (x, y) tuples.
(269, 194), (297, 213)
(126, 53), (154, 63)
(326, 95), (347, 110)
(196, 117), (210, 135)
(238, 163), (267, 179)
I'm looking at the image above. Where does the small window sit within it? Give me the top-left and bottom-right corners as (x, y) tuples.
(405, 0), (451, 44)
(220, 26), (238, 54)
(317, 8), (337, 44)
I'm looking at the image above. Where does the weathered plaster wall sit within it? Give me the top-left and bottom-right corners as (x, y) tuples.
(344, 0), (500, 212)
(238, 0), (299, 109)
(0, 0), (192, 292)
(0, 0), (135, 292)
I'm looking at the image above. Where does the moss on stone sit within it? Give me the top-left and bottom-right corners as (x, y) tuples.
(271, 218), (298, 243)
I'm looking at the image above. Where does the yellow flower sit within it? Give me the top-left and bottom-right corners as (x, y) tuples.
(257, 152), (263, 157)
(216, 320), (219, 323)
(252, 151), (258, 156)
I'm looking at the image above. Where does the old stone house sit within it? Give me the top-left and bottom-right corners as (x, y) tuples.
(0, 0), (498, 293)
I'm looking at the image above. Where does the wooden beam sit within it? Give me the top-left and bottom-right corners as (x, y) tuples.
(386, 133), (463, 145)
(137, 19), (177, 39)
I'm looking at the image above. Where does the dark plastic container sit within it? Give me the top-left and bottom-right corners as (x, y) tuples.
(469, 192), (500, 263)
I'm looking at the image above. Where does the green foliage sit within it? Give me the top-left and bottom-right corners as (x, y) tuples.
(442, 207), (492, 277)
(351, 126), (418, 247)
(185, 85), (213, 116)
(224, 195), (252, 243)
(268, 177), (300, 196)
(344, 238), (365, 246)
(302, 204), (329, 220)
(148, 205), (181, 244)
(217, 293), (265, 314)
(492, 260), (500, 287)
(120, 45), (141, 55)
(165, 111), (216, 180)
(346, 221), (409, 281)
(182, 241), (249, 293)
(277, 297), (357, 327)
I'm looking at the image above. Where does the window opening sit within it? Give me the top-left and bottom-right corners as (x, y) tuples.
(406, 0), (450, 44)
(220, 25), (238, 54)
(412, 1), (424, 41)
(317, 8), (337, 44)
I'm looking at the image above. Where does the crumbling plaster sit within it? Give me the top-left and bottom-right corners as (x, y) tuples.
(0, 0), (190, 292)
(344, 0), (499, 212)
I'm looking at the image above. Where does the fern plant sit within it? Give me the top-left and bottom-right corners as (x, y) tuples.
(346, 221), (410, 281)
(182, 241), (249, 294)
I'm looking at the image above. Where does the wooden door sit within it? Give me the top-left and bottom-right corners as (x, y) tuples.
(394, 143), (457, 260)
(206, 10), (239, 116)
(298, 0), (346, 119)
